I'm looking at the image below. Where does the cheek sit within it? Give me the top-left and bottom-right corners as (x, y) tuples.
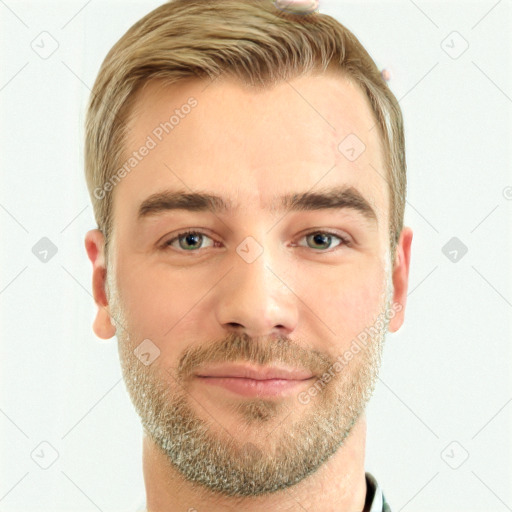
(115, 259), (203, 338)
(301, 260), (387, 338)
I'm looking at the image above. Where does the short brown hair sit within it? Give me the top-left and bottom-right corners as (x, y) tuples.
(84, 0), (406, 263)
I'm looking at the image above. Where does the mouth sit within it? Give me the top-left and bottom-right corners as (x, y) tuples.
(195, 376), (315, 397)
(194, 362), (315, 380)
(193, 363), (315, 397)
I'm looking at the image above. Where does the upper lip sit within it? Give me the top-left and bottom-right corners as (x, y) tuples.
(194, 363), (314, 381)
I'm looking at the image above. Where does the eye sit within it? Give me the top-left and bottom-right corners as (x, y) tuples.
(161, 229), (351, 254)
(163, 230), (216, 252)
(296, 231), (350, 251)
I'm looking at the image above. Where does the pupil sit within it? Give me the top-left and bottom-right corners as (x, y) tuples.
(185, 233), (200, 248)
(313, 233), (330, 248)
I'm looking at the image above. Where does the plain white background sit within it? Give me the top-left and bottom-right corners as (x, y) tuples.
(1, 0), (511, 510)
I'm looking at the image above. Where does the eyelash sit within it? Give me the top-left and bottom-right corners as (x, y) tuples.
(161, 229), (351, 253)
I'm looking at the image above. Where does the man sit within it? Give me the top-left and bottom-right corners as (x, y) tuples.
(84, 1), (412, 510)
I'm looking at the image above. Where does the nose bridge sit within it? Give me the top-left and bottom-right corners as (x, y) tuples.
(214, 237), (298, 337)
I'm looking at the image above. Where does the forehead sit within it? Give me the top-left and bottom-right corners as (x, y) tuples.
(115, 71), (388, 225)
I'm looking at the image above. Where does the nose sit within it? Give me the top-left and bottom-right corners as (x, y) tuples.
(213, 247), (299, 339)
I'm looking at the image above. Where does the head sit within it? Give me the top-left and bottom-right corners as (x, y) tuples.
(84, 0), (412, 498)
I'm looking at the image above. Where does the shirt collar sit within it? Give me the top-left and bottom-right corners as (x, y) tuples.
(365, 471), (386, 512)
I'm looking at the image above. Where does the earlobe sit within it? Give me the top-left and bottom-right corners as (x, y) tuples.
(84, 229), (117, 340)
(388, 227), (413, 333)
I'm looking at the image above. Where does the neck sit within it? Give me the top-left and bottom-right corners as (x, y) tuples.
(142, 412), (368, 512)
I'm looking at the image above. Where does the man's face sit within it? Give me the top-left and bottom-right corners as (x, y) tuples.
(99, 72), (404, 497)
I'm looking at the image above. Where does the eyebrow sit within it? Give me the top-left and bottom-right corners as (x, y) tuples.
(137, 185), (378, 225)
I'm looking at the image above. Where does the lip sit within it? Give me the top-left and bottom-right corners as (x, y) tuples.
(196, 376), (313, 397)
(194, 363), (315, 398)
(194, 363), (314, 381)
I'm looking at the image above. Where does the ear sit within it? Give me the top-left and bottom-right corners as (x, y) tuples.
(84, 229), (117, 340)
(388, 226), (413, 333)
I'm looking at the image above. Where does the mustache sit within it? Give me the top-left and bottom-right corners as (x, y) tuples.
(176, 331), (332, 379)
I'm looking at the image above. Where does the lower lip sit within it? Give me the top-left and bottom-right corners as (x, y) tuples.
(195, 376), (313, 397)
